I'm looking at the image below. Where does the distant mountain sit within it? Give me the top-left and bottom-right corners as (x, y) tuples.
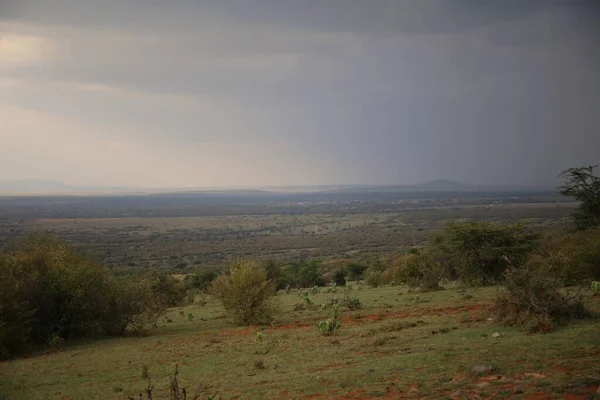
(411, 179), (473, 191)
(322, 179), (475, 194)
(0, 178), (554, 196)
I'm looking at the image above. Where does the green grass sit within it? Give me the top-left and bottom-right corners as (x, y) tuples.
(1, 285), (599, 399)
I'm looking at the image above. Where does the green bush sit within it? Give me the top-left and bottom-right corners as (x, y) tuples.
(103, 276), (158, 335)
(526, 229), (600, 286)
(0, 235), (186, 358)
(494, 261), (589, 333)
(365, 270), (382, 287)
(210, 259), (280, 325)
(183, 269), (218, 292)
(332, 269), (347, 286)
(440, 222), (539, 286)
(346, 263), (368, 281)
(296, 261), (326, 287)
(317, 305), (341, 336)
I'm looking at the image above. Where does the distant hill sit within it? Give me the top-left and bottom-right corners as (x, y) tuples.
(321, 179), (475, 194)
(0, 178), (554, 196)
(411, 179), (473, 191)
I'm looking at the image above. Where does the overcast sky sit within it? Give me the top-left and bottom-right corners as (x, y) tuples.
(1, 1), (598, 188)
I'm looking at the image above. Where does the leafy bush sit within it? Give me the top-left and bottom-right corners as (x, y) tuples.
(261, 259), (288, 291)
(526, 229), (600, 286)
(381, 253), (442, 291)
(494, 260), (589, 333)
(297, 261), (326, 287)
(591, 281), (600, 296)
(332, 269), (347, 286)
(210, 259), (279, 325)
(440, 222), (539, 286)
(346, 263), (368, 281)
(0, 235), (185, 358)
(365, 270), (382, 287)
(317, 305), (341, 336)
(183, 269), (218, 292)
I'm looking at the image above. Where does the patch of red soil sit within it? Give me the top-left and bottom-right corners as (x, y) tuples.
(341, 304), (486, 325)
(217, 327), (256, 336)
(529, 392), (554, 400)
(563, 386), (599, 400)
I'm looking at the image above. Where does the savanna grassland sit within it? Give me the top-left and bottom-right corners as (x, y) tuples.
(1, 284), (599, 400)
(0, 192), (572, 269)
(1, 189), (598, 400)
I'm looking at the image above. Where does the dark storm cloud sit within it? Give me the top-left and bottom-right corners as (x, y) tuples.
(1, 0), (598, 187)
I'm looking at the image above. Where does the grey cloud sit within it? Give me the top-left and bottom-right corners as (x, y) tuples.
(1, 1), (599, 187)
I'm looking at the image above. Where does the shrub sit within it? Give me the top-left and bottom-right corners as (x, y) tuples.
(103, 276), (158, 334)
(441, 222), (539, 286)
(0, 235), (183, 358)
(365, 270), (382, 287)
(297, 261), (326, 287)
(526, 228), (600, 285)
(591, 281), (600, 296)
(183, 269), (218, 292)
(261, 259), (287, 291)
(346, 263), (368, 281)
(210, 259), (279, 325)
(332, 269), (347, 286)
(0, 236), (113, 353)
(317, 305), (341, 336)
(382, 253), (442, 291)
(494, 260), (589, 333)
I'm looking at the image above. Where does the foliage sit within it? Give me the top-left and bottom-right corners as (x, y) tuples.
(261, 259), (287, 291)
(440, 222), (539, 286)
(365, 270), (382, 287)
(591, 281), (600, 296)
(494, 258), (589, 333)
(210, 259), (279, 325)
(183, 270), (218, 292)
(317, 305), (341, 336)
(332, 269), (347, 286)
(404, 252), (444, 291)
(296, 261), (326, 287)
(0, 235), (185, 358)
(526, 229), (600, 285)
(559, 165), (600, 230)
(346, 263), (368, 281)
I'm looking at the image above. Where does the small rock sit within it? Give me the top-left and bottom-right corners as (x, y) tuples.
(487, 318), (493, 321)
(476, 381), (490, 388)
(472, 365), (495, 374)
(492, 332), (501, 338)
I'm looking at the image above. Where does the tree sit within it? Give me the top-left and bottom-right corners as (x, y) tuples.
(559, 165), (600, 230)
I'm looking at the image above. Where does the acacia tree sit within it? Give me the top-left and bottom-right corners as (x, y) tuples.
(559, 165), (600, 230)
